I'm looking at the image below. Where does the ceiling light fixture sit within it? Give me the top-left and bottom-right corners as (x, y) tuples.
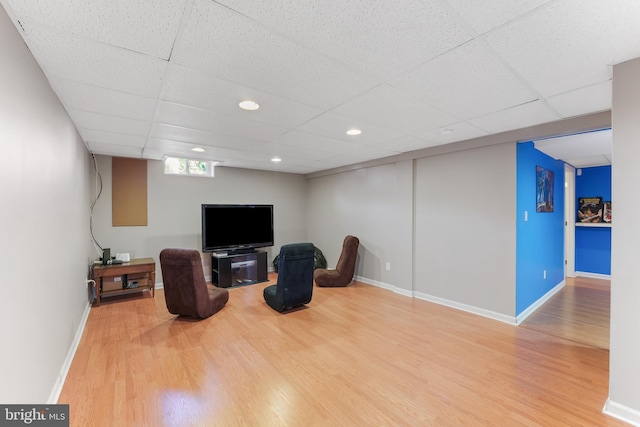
(191, 147), (205, 152)
(239, 100), (260, 111)
(271, 157), (282, 163)
(346, 128), (362, 136)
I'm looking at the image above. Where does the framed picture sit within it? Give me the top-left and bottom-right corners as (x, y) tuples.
(603, 201), (612, 223)
(536, 166), (554, 213)
(577, 197), (603, 223)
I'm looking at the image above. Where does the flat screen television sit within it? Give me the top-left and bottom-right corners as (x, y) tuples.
(201, 204), (274, 254)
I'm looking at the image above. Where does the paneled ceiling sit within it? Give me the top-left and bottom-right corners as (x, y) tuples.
(2, 1), (638, 174)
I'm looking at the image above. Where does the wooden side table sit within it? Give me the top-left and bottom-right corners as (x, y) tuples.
(92, 257), (156, 306)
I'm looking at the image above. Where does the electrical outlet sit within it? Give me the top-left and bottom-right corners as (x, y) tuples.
(543, 270), (547, 279)
(385, 262), (391, 271)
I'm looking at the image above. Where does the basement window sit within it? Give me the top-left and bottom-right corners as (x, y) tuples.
(163, 157), (217, 177)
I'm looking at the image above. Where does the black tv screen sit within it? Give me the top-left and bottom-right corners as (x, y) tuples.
(202, 204), (274, 253)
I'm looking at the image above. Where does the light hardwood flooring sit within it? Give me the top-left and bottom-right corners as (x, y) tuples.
(59, 275), (625, 426)
(520, 276), (611, 350)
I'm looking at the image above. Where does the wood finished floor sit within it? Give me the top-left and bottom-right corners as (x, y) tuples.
(59, 275), (625, 426)
(520, 276), (611, 350)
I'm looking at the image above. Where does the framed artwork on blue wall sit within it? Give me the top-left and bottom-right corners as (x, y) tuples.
(536, 166), (554, 213)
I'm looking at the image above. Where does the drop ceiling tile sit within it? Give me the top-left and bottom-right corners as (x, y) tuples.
(534, 129), (611, 160)
(51, 79), (157, 121)
(21, 24), (167, 98)
(332, 84), (458, 135)
(296, 112), (403, 145)
(272, 131), (362, 154)
(446, 0), (552, 35)
(390, 39), (537, 120)
(6, 0), (187, 59)
(320, 146), (401, 166)
(171, 0), (380, 109)
(86, 142), (143, 158)
(163, 65), (324, 129)
(469, 100), (560, 134)
(368, 136), (439, 153)
(146, 138), (240, 159)
(265, 143), (331, 161)
(484, 0), (640, 97)
(420, 121), (489, 145)
(156, 102), (287, 141)
(545, 81), (611, 119)
(70, 110), (151, 136)
(78, 129), (147, 148)
(150, 124), (273, 152)
(217, 0), (472, 80)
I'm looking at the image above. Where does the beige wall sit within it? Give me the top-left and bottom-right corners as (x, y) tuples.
(306, 142), (516, 319)
(306, 161), (414, 290)
(414, 142), (516, 317)
(0, 6), (92, 403)
(607, 56), (640, 423)
(91, 157), (308, 277)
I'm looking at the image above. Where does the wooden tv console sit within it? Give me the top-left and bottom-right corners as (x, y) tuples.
(92, 257), (156, 306)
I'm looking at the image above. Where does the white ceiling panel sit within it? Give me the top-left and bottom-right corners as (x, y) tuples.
(390, 39), (537, 120)
(321, 146), (402, 166)
(2, 0), (629, 173)
(272, 131), (362, 155)
(6, 0), (187, 59)
(534, 129), (611, 167)
(156, 102), (287, 142)
(367, 136), (440, 153)
(163, 65), (324, 129)
(296, 112), (403, 146)
(484, 0), (640, 98)
(51, 79), (157, 122)
(469, 100), (560, 134)
(217, 0), (473, 80)
(21, 24), (167, 98)
(79, 129), (147, 148)
(546, 81), (612, 119)
(171, 0), (380, 109)
(87, 142), (143, 158)
(69, 110), (151, 137)
(446, 0), (552, 35)
(420, 121), (488, 146)
(150, 124), (273, 153)
(333, 84), (458, 136)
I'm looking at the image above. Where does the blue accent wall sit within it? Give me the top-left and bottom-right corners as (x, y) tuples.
(575, 165), (611, 275)
(516, 142), (565, 316)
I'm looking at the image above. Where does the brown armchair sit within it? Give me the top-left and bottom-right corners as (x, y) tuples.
(314, 235), (359, 287)
(159, 248), (229, 319)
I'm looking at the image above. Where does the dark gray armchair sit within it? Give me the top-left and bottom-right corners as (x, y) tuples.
(263, 243), (314, 312)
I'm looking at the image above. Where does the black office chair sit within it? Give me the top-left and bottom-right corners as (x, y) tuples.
(263, 243), (315, 312)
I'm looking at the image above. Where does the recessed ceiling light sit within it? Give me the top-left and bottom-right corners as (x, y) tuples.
(191, 147), (205, 152)
(271, 157), (282, 163)
(346, 129), (362, 136)
(440, 128), (454, 135)
(239, 100), (260, 111)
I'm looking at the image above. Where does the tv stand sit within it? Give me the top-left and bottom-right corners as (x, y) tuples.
(211, 251), (268, 288)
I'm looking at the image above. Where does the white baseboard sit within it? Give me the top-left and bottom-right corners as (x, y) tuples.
(355, 276), (516, 324)
(603, 398), (640, 426)
(575, 271), (611, 280)
(48, 301), (92, 404)
(515, 280), (565, 325)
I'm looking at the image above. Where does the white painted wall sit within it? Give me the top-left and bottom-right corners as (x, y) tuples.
(607, 56), (640, 424)
(0, 7), (92, 403)
(91, 157), (307, 277)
